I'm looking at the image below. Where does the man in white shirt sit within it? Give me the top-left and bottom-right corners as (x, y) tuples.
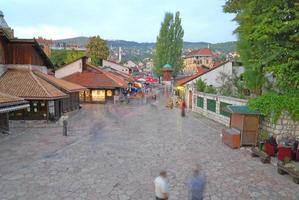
(154, 170), (169, 200)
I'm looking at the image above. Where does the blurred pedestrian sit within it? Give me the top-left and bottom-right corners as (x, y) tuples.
(154, 170), (169, 200)
(181, 99), (186, 117)
(187, 167), (206, 200)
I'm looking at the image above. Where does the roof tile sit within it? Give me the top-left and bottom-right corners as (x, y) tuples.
(34, 71), (86, 92)
(0, 69), (67, 100)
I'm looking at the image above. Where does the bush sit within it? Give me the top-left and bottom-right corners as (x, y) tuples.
(248, 91), (299, 122)
(204, 85), (217, 94)
(195, 79), (206, 92)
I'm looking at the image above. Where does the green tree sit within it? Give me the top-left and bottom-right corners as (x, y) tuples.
(224, 0), (299, 121)
(224, 0), (299, 94)
(153, 12), (184, 78)
(171, 12), (184, 77)
(86, 36), (109, 65)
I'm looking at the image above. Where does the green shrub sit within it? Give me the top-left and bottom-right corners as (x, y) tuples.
(195, 79), (206, 92)
(204, 85), (217, 94)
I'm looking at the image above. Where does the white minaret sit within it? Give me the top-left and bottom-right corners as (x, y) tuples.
(118, 47), (122, 63)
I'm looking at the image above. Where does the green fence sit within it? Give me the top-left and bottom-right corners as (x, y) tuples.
(197, 97), (204, 108)
(207, 99), (216, 112)
(220, 102), (231, 117)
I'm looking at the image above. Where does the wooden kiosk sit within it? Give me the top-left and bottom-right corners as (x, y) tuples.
(227, 105), (260, 146)
(223, 105), (260, 148)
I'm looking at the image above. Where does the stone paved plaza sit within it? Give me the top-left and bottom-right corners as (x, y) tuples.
(0, 97), (299, 200)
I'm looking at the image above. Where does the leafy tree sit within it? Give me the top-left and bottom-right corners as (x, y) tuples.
(224, 0), (299, 120)
(224, 0), (299, 94)
(86, 36), (109, 66)
(153, 12), (184, 78)
(171, 12), (184, 77)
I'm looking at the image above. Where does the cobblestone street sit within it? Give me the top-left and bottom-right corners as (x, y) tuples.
(0, 98), (299, 200)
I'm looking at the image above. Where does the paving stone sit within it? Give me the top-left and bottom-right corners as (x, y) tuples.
(0, 97), (298, 199)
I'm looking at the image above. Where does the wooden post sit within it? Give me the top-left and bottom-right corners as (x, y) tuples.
(46, 101), (49, 122)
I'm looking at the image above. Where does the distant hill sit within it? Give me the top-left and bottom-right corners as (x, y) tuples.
(53, 37), (237, 62)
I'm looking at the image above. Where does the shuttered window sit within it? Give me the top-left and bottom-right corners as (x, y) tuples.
(197, 97), (204, 108)
(207, 99), (216, 112)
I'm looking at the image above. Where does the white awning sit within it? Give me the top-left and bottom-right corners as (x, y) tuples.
(0, 104), (30, 113)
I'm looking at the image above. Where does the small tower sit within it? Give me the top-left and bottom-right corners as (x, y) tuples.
(118, 47), (122, 63)
(0, 11), (14, 39)
(162, 64), (173, 85)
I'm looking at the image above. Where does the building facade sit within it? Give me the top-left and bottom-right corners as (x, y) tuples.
(183, 48), (214, 74)
(55, 57), (128, 103)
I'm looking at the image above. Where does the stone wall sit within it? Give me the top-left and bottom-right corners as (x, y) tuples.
(192, 92), (247, 126)
(261, 112), (299, 137)
(192, 92), (299, 137)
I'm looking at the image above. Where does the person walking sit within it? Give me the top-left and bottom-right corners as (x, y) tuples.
(187, 168), (206, 200)
(181, 99), (186, 117)
(154, 171), (169, 200)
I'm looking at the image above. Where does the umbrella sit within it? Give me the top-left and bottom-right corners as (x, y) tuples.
(137, 78), (146, 82)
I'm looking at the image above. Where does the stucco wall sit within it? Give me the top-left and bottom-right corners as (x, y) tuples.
(55, 59), (83, 78)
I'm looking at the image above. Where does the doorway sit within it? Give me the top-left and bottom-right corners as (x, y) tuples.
(189, 90), (193, 109)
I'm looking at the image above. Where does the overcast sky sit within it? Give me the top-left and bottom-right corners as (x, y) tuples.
(2, 0), (237, 43)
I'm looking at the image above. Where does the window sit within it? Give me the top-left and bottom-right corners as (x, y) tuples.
(220, 102), (231, 117)
(92, 90), (105, 101)
(48, 101), (55, 115)
(207, 99), (216, 112)
(107, 90), (113, 97)
(197, 97), (204, 108)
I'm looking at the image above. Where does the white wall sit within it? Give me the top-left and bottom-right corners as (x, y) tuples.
(55, 59), (83, 78)
(192, 91), (247, 126)
(102, 60), (129, 74)
(187, 62), (243, 88)
(201, 62), (233, 87)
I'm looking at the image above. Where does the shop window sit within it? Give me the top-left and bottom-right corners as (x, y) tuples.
(92, 90), (105, 101)
(48, 101), (55, 115)
(107, 90), (113, 97)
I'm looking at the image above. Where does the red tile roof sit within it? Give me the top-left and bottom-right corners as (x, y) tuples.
(86, 63), (128, 87)
(34, 71), (86, 93)
(63, 71), (126, 89)
(176, 61), (229, 86)
(176, 68), (208, 87)
(186, 48), (213, 57)
(0, 69), (68, 100)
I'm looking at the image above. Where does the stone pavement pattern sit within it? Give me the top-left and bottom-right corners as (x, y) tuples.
(0, 98), (299, 200)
